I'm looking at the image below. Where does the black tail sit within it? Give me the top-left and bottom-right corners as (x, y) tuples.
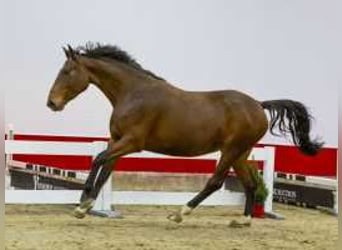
(261, 100), (323, 156)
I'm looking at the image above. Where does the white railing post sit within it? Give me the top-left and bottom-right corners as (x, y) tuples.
(6, 124), (14, 163)
(333, 191), (338, 215)
(263, 146), (275, 213)
(5, 124), (14, 190)
(262, 146), (283, 219)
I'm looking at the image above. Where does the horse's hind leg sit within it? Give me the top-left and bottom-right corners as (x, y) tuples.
(167, 147), (243, 223)
(228, 149), (258, 227)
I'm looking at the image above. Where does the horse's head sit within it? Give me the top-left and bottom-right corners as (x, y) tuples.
(47, 45), (90, 111)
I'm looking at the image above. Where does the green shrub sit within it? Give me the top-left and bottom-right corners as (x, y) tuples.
(248, 163), (269, 204)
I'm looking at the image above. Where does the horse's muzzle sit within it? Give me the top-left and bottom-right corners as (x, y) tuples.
(47, 99), (63, 111)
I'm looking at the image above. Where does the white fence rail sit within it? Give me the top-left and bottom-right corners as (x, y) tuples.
(5, 140), (276, 214)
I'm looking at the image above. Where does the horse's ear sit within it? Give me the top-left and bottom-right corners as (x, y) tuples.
(67, 44), (79, 62)
(62, 46), (70, 58)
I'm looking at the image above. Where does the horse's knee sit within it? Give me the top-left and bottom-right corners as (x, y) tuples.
(93, 150), (108, 165)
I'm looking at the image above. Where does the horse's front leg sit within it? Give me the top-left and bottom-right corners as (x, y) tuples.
(74, 135), (140, 219)
(80, 149), (109, 203)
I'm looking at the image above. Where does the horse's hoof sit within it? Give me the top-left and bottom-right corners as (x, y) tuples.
(73, 206), (87, 219)
(167, 212), (183, 223)
(180, 205), (193, 216)
(73, 198), (94, 219)
(228, 217), (252, 228)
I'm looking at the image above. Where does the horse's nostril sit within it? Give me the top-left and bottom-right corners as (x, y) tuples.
(47, 100), (57, 109)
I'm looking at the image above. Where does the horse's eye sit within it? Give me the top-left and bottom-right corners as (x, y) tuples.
(69, 69), (76, 75)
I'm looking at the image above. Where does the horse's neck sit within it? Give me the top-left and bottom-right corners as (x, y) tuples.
(83, 58), (140, 107)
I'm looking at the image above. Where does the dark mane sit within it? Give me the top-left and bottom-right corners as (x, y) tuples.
(76, 42), (164, 81)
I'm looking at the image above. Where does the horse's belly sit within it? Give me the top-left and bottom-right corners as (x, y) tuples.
(144, 101), (225, 156)
(145, 127), (222, 157)
(145, 146), (219, 157)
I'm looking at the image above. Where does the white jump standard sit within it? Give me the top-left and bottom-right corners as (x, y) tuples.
(5, 138), (281, 221)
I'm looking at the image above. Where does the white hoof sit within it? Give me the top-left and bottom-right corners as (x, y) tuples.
(181, 205), (193, 216)
(73, 199), (95, 219)
(73, 206), (87, 219)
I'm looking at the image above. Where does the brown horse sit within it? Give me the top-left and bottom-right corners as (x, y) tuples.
(47, 43), (323, 226)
